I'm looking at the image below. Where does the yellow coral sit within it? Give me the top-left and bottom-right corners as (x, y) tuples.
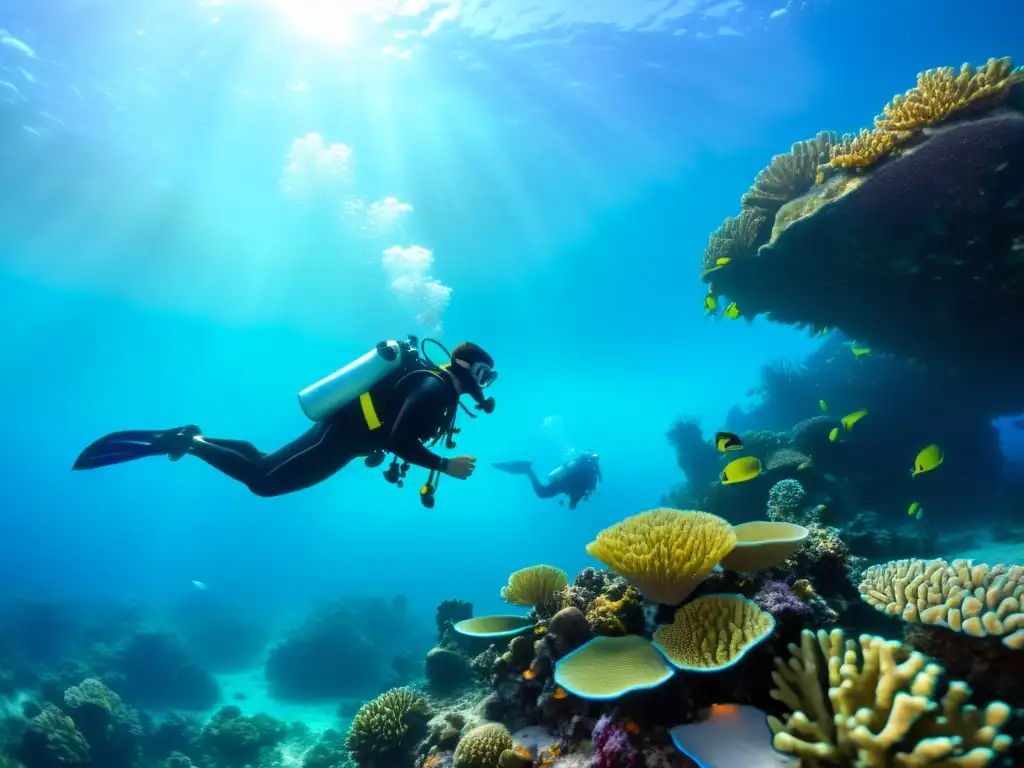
(585, 509), (736, 606)
(768, 628), (1012, 766)
(584, 587), (642, 637)
(653, 594), (775, 672)
(454, 723), (514, 768)
(500, 565), (569, 607)
(553, 635), (674, 700)
(827, 57), (1024, 174)
(719, 521), (809, 573)
(859, 558), (1024, 650)
(876, 57), (1023, 133)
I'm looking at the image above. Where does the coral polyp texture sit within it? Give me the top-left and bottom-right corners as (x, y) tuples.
(345, 687), (431, 766)
(453, 723), (514, 768)
(700, 56), (1024, 414)
(584, 508), (737, 605)
(859, 558), (1024, 649)
(499, 565), (569, 607)
(652, 594), (775, 672)
(768, 628), (1013, 766)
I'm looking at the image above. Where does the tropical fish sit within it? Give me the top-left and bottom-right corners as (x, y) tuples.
(850, 343), (871, 358)
(818, 400), (827, 412)
(828, 427), (840, 442)
(624, 720), (642, 736)
(704, 294), (717, 313)
(522, 669), (536, 681)
(715, 431), (743, 452)
(912, 445), (944, 477)
(908, 502), (923, 519)
(841, 409), (868, 431)
(552, 687), (568, 700)
(723, 302), (740, 320)
(721, 456), (762, 485)
(716, 257), (731, 266)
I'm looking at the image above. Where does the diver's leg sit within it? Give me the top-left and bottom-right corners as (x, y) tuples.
(526, 469), (560, 499)
(187, 422), (356, 497)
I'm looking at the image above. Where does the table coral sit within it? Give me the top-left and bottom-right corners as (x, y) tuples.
(585, 509), (737, 606)
(859, 558), (1024, 649)
(768, 628), (1013, 766)
(553, 636), (674, 700)
(500, 566), (569, 608)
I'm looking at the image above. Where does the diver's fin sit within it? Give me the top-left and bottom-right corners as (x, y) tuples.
(72, 426), (199, 471)
(492, 460), (534, 474)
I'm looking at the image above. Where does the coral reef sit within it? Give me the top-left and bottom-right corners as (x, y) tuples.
(859, 558), (1024, 648)
(699, 56), (1024, 414)
(768, 628), (1012, 765)
(500, 567), (570, 608)
(346, 687), (432, 767)
(452, 723), (512, 768)
(652, 595), (774, 672)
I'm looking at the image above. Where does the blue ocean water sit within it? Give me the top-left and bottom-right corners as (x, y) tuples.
(1, 0), (1023, 749)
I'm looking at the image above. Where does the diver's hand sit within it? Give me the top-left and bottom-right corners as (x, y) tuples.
(444, 455), (477, 480)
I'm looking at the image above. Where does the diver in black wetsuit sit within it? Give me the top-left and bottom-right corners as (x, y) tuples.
(493, 451), (602, 510)
(73, 342), (498, 498)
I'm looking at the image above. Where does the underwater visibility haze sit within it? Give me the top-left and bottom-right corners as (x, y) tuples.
(2, 0), (1024, 766)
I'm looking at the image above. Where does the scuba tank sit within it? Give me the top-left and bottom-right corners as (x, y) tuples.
(298, 337), (420, 422)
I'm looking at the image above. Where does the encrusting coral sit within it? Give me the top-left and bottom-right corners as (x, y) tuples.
(345, 687), (432, 766)
(500, 566), (569, 607)
(652, 594), (775, 672)
(767, 628), (1012, 766)
(584, 508), (737, 605)
(859, 558), (1024, 649)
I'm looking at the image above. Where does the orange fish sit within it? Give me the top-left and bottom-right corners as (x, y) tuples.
(553, 686), (568, 699)
(522, 669), (536, 681)
(624, 720), (641, 736)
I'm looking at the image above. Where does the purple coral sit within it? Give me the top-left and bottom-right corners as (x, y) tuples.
(754, 581), (811, 620)
(591, 716), (639, 768)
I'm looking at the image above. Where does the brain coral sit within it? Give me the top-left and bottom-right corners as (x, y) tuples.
(859, 558), (1024, 649)
(585, 509), (736, 606)
(653, 595), (775, 672)
(345, 687), (431, 766)
(500, 565), (569, 607)
(454, 723), (513, 768)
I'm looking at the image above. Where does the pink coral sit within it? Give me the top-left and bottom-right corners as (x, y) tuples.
(592, 716), (639, 768)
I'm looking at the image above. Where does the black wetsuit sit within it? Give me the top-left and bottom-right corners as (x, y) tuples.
(187, 370), (459, 497)
(528, 455), (602, 510)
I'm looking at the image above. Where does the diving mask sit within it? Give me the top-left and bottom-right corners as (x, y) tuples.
(455, 357), (497, 389)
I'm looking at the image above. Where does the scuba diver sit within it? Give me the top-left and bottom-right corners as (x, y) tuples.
(73, 338), (498, 506)
(493, 451), (602, 510)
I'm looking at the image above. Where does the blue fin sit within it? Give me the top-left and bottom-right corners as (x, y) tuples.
(72, 428), (179, 471)
(492, 460), (533, 474)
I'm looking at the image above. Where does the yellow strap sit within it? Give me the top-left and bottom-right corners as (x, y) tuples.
(359, 392), (382, 430)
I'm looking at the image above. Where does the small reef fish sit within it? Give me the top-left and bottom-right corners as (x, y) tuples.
(704, 294), (717, 313)
(908, 502), (923, 519)
(841, 409), (868, 431)
(828, 427), (841, 442)
(522, 669), (536, 681)
(818, 400), (827, 412)
(912, 444), (944, 477)
(704, 258), (732, 275)
(552, 687), (568, 700)
(850, 343), (871, 359)
(723, 302), (740, 320)
(624, 720), (641, 736)
(721, 456), (762, 485)
(715, 431), (743, 452)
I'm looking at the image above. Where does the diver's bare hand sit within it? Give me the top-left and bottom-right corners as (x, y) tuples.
(445, 455), (477, 480)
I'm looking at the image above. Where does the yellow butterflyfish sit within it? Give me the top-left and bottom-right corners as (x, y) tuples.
(912, 444), (943, 477)
(907, 502), (923, 519)
(721, 456), (762, 485)
(723, 302), (740, 320)
(704, 294), (718, 313)
(828, 427), (840, 442)
(818, 399), (827, 412)
(841, 409), (868, 431)
(715, 431), (743, 452)
(850, 344), (871, 358)
(716, 257), (731, 266)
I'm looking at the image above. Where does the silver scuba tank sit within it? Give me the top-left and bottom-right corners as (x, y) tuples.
(298, 340), (405, 422)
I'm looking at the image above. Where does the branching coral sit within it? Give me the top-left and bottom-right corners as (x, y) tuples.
(22, 705), (91, 764)
(742, 131), (839, 212)
(828, 57), (1024, 172)
(859, 558), (1024, 649)
(585, 509), (737, 605)
(500, 566), (569, 607)
(346, 687), (431, 766)
(768, 628), (1012, 766)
